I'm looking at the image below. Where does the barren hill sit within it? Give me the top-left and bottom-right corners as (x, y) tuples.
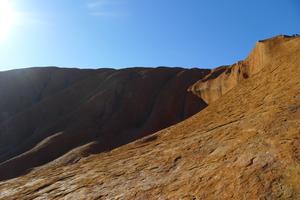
(0, 34), (300, 199)
(0, 67), (209, 181)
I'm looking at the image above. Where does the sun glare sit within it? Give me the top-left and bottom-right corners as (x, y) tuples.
(0, 0), (18, 41)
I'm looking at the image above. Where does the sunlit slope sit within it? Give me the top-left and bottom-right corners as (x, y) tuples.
(190, 35), (300, 104)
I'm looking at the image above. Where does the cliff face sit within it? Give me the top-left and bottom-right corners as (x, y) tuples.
(1, 35), (300, 199)
(0, 67), (210, 181)
(190, 35), (300, 104)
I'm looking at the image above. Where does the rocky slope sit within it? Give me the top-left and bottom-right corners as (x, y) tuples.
(0, 34), (299, 199)
(189, 34), (300, 104)
(0, 67), (210, 181)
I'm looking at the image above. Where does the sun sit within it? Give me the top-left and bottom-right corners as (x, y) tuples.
(0, 0), (18, 41)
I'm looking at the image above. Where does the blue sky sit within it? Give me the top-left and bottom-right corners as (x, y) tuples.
(0, 0), (299, 71)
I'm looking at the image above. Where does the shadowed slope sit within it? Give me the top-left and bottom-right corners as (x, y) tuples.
(0, 67), (97, 123)
(0, 67), (209, 181)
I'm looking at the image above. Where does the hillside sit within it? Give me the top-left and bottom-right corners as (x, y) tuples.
(0, 67), (210, 181)
(0, 34), (300, 199)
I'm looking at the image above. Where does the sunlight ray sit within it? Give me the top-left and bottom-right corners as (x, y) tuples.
(0, 0), (19, 41)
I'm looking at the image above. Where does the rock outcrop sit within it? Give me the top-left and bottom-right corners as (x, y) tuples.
(0, 35), (300, 199)
(0, 67), (210, 181)
(189, 34), (300, 104)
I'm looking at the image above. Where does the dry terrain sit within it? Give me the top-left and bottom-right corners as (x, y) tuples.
(0, 35), (300, 199)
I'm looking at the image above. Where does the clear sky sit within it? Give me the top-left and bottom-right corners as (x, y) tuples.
(0, 0), (299, 71)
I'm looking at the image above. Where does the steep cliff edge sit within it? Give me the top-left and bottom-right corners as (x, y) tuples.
(190, 34), (300, 103)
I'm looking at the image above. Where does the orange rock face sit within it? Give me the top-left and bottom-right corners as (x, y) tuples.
(0, 35), (300, 199)
(0, 67), (209, 181)
(189, 35), (299, 104)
